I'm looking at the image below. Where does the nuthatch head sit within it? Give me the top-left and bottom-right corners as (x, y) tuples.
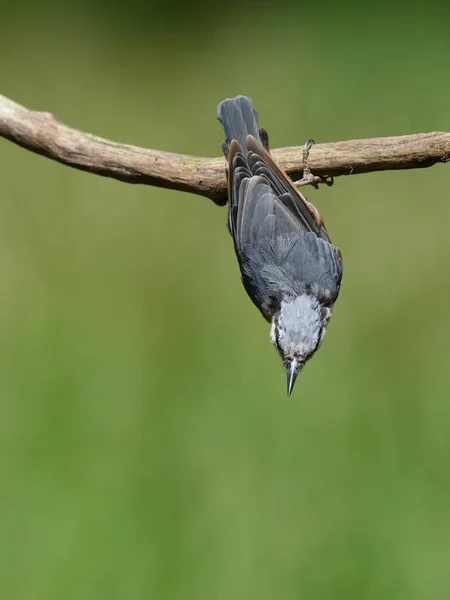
(218, 96), (343, 395)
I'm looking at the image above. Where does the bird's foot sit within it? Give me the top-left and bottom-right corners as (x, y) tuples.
(293, 138), (334, 189)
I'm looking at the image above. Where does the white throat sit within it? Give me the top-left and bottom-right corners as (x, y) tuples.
(273, 294), (325, 360)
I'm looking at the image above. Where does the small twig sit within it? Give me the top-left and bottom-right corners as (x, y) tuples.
(1, 93), (449, 205)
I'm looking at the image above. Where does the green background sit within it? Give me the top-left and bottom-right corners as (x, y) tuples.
(2, 2), (450, 598)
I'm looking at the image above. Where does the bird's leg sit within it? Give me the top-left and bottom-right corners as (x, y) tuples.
(293, 139), (334, 189)
(292, 139), (330, 229)
(300, 138), (315, 183)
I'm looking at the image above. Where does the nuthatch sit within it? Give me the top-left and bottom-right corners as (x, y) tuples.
(218, 96), (343, 395)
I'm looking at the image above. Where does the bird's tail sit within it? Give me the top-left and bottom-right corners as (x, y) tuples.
(217, 95), (260, 155)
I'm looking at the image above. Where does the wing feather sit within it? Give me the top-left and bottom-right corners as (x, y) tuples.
(246, 135), (330, 241)
(226, 123), (342, 318)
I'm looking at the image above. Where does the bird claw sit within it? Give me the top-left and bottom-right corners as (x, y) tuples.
(294, 174), (334, 189)
(293, 138), (334, 189)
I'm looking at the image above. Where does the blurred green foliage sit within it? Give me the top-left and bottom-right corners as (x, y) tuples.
(2, 2), (450, 598)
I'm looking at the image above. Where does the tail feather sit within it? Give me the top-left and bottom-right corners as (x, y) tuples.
(217, 95), (260, 155)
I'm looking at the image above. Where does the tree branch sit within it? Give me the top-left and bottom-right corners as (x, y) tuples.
(1, 93), (449, 205)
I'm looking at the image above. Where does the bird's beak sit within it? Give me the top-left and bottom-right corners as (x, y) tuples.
(287, 360), (302, 396)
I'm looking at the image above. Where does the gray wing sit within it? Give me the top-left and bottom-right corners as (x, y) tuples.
(240, 230), (343, 318)
(227, 139), (342, 319)
(228, 136), (331, 245)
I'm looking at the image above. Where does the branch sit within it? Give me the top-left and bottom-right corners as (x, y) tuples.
(1, 93), (449, 205)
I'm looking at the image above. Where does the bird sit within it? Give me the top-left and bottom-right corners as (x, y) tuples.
(217, 95), (343, 396)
